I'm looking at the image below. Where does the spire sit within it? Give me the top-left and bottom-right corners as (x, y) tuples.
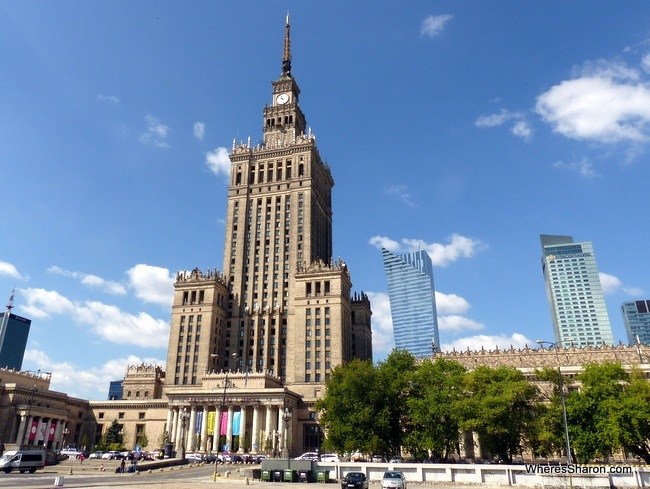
(6, 288), (14, 314)
(282, 13), (291, 76)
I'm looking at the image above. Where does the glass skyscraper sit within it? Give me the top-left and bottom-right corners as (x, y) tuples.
(621, 300), (650, 346)
(0, 312), (31, 370)
(540, 235), (614, 347)
(382, 248), (440, 357)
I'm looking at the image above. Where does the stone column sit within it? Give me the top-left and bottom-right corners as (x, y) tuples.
(213, 405), (222, 452)
(265, 405), (274, 454)
(171, 408), (180, 444)
(175, 408), (186, 450)
(166, 408), (174, 443)
(23, 415), (34, 445)
(15, 413), (27, 445)
(237, 405), (247, 453)
(200, 405), (209, 452)
(251, 405), (260, 453)
(226, 405), (234, 452)
(188, 405), (197, 452)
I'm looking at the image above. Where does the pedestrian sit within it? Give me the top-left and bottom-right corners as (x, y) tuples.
(79, 453), (84, 464)
(99, 464), (105, 471)
(120, 459), (126, 473)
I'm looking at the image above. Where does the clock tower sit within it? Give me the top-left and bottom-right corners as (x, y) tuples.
(264, 16), (307, 148)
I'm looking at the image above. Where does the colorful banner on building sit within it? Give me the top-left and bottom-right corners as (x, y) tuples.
(207, 411), (215, 433)
(28, 420), (38, 443)
(195, 411), (202, 434)
(48, 424), (56, 443)
(220, 411), (228, 436)
(232, 411), (241, 436)
(38, 421), (47, 443)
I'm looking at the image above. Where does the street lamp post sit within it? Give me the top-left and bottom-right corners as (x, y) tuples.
(212, 352), (236, 480)
(281, 407), (291, 459)
(537, 339), (575, 465)
(180, 407), (190, 460)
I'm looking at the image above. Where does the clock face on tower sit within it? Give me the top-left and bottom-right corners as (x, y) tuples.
(276, 93), (289, 105)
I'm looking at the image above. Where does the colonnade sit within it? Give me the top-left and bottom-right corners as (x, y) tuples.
(11, 412), (69, 449)
(166, 402), (292, 454)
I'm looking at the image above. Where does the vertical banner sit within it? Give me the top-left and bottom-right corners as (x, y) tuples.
(195, 411), (202, 434)
(38, 421), (47, 443)
(207, 411), (215, 434)
(48, 424), (56, 444)
(232, 411), (241, 436)
(28, 420), (38, 443)
(220, 411), (228, 436)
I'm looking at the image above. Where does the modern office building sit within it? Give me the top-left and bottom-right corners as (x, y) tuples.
(382, 247), (440, 357)
(0, 307), (31, 371)
(540, 234), (614, 347)
(107, 380), (123, 400)
(621, 300), (650, 346)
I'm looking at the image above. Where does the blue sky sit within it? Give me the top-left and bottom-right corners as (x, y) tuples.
(2, 2), (650, 400)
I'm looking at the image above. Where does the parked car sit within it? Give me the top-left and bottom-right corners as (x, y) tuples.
(320, 453), (341, 463)
(381, 471), (407, 489)
(59, 448), (84, 459)
(88, 451), (104, 459)
(186, 453), (203, 462)
(388, 457), (404, 464)
(372, 454), (385, 463)
(294, 451), (319, 461)
(250, 454), (269, 463)
(101, 451), (124, 460)
(341, 472), (368, 489)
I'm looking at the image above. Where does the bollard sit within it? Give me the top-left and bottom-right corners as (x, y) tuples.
(68, 467), (73, 475)
(245, 476), (250, 485)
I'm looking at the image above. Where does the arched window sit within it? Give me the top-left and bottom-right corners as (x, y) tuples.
(298, 164), (304, 177)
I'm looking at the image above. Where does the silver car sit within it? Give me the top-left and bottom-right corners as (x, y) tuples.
(381, 471), (406, 489)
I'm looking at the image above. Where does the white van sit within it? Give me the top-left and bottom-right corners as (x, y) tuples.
(0, 450), (46, 473)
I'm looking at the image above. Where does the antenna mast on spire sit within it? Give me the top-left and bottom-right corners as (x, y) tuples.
(0, 288), (14, 355)
(282, 12), (291, 76)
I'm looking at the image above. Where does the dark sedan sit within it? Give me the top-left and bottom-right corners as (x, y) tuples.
(341, 472), (368, 489)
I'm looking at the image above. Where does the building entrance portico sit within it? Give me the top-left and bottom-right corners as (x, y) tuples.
(164, 371), (300, 456)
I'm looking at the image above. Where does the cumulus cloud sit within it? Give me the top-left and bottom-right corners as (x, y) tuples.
(140, 115), (170, 148)
(370, 234), (486, 268)
(366, 292), (395, 360)
(441, 333), (533, 353)
(475, 109), (532, 141)
(23, 349), (164, 400)
(438, 315), (484, 332)
(435, 292), (471, 315)
(0, 260), (27, 280)
(194, 122), (205, 140)
(553, 158), (600, 178)
(599, 272), (644, 296)
(48, 266), (127, 295)
(206, 147), (231, 176)
(420, 14), (453, 38)
(536, 60), (650, 143)
(19, 287), (169, 348)
(126, 264), (174, 308)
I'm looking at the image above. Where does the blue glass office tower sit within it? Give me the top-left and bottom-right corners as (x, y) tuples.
(0, 312), (31, 370)
(540, 235), (614, 347)
(621, 300), (650, 346)
(382, 248), (440, 357)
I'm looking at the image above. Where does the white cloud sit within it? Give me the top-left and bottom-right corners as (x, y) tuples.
(420, 14), (453, 38)
(126, 264), (174, 307)
(48, 266), (127, 295)
(194, 122), (205, 140)
(536, 60), (650, 143)
(0, 260), (27, 280)
(23, 349), (164, 400)
(19, 287), (169, 348)
(441, 333), (533, 353)
(476, 109), (532, 141)
(140, 115), (170, 148)
(96, 94), (120, 104)
(370, 234), (486, 268)
(368, 236), (401, 252)
(642, 54), (650, 74)
(367, 292), (395, 360)
(385, 185), (417, 207)
(553, 158), (600, 178)
(206, 147), (231, 177)
(599, 272), (644, 296)
(435, 291), (471, 315)
(438, 315), (484, 332)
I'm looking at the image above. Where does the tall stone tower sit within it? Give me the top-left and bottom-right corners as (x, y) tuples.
(166, 17), (372, 404)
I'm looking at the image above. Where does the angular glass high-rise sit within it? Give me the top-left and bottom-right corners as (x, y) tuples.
(540, 234), (614, 347)
(621, 300), (650, 346)
(382, 248), (440, 357)
(0, 312), (31, 370)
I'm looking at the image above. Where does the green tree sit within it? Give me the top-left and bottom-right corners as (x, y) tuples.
(316, 359), (390, 456)
(403, 358), (466, 461)
(460, 366), (537, 463)
(376, 349), (417, 457)
(567, 362), (627, 462)
(608, 369), (650, 463)
(136, 428), (149, 449)
(104, 420), (124, 447)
